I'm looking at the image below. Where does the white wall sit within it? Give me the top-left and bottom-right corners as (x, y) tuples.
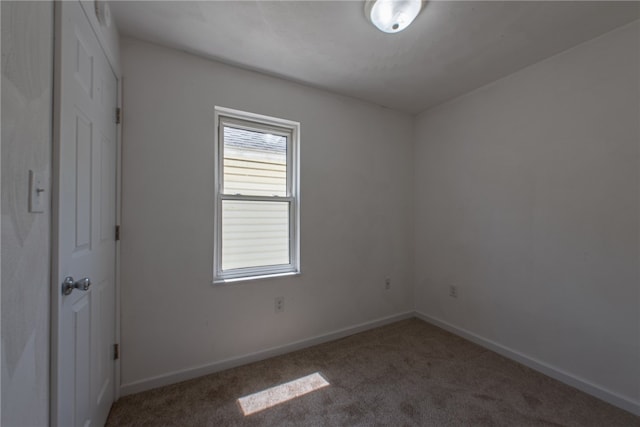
(1, 2), (53, 425)
(119, 38), (415, 389)
(414, 21), (639, 410)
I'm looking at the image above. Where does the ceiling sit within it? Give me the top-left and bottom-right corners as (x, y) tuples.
(110, 1), (639, 114)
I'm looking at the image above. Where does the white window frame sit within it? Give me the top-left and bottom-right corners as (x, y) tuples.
(213, 106), (300, 283)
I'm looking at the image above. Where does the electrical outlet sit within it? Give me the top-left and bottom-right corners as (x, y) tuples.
(385, 277), (391, 290)
(449, 285), (458, 298)
(275, 296), (285, 313)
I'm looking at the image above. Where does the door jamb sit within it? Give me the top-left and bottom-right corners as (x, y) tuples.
(114, 76), (123, 401)
(50, 1), (64, 423)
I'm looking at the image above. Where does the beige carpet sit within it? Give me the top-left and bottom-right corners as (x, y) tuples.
(107, 318), (639, 426)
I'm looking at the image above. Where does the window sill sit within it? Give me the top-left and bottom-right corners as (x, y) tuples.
(212, 270), (301, 285)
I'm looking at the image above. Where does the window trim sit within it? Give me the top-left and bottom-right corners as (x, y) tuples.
(213, 106), (300, 284)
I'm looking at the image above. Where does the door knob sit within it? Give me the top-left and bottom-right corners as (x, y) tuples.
(62, 276), (92, 295)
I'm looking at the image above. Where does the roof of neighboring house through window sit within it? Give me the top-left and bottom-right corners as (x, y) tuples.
(224, 126), (286, 153)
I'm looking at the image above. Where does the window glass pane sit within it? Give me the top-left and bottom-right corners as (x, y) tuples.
(223, 126), (287, 197)
(222, 200), (290, 271)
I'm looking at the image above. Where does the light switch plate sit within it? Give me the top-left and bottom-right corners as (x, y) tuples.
(29, 170), (46, 213)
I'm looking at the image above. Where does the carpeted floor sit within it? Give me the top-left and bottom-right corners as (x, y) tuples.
(106, 318), (639, 426)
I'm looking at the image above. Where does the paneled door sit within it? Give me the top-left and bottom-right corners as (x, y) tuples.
(52, 1), (118, 425)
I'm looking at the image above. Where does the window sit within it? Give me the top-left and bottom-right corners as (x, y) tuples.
(214, 107), (300, 283)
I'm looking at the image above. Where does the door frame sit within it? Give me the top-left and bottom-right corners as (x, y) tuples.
(50, 1), (122, 424)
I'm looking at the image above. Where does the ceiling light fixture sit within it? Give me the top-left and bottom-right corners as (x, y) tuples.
(365, 0), (422, 34)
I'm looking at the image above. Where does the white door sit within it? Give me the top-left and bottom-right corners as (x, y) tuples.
(52, 1), (118, 426)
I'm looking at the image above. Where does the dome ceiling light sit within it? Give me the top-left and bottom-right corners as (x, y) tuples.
(365, 0), (422, 34)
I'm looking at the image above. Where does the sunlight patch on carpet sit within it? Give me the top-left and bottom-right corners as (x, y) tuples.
(237, 372), (330, 416)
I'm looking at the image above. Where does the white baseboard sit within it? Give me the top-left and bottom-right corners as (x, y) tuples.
(120, 311), (414, 396)
(414, 311), (640, 416)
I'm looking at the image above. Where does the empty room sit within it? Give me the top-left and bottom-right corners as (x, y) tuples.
(1, 0), (639, 426)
